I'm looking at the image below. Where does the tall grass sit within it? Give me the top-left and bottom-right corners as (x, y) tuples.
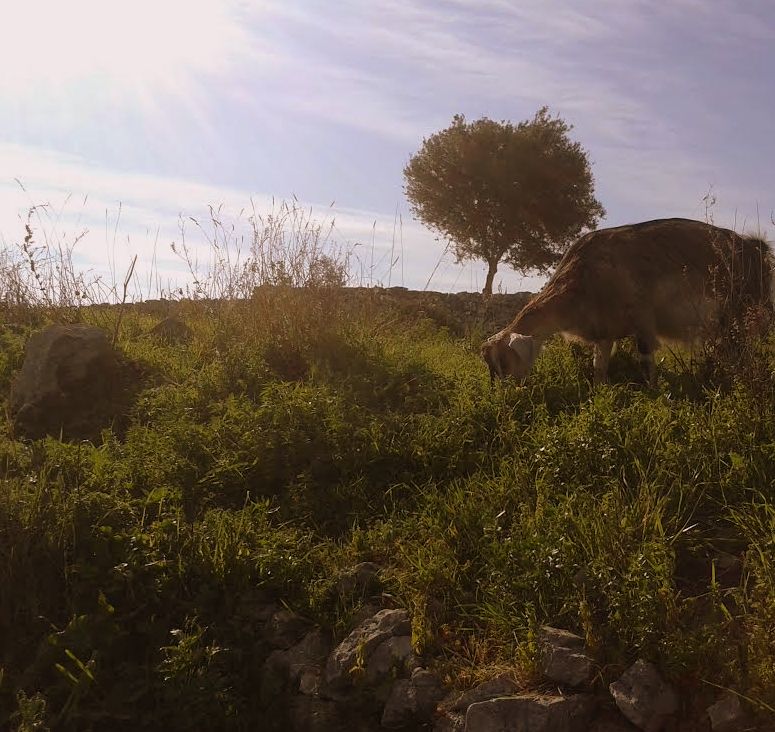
(0, 198), (352, 329)
(171, 199), (350, 302)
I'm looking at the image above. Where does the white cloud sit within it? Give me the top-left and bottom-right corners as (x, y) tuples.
(1, 0), (771, 303)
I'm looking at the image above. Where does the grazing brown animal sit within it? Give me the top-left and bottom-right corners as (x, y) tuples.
(482, 218), (773, 385)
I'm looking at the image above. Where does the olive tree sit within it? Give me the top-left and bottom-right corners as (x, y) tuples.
(404, 108), (605, 294)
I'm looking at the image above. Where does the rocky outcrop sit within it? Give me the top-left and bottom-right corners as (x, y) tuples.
(250, 597), (701, 732)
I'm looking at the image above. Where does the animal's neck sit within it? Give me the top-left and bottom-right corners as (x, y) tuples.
(512, 300), (563, 340)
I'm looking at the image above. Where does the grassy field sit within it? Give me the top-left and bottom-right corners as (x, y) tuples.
(2, 284), (775, 730)
(1, 202), (775, 729)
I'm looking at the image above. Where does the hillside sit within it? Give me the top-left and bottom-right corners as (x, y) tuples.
(1, 286), (775, 730)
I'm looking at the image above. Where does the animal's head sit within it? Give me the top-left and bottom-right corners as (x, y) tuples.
(481, 332), (538, 383)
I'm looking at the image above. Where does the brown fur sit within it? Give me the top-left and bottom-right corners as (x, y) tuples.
(482, 218), (773, 384)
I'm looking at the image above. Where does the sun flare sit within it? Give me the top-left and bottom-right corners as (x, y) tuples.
(2, 0), (248, 93)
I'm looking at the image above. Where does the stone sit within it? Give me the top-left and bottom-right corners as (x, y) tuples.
(609, 660), (679, 732)
(260, 629), (330, 703)
(434, 712), (465, 732)
(449, 676), (520, 712)
(289, 695), (383, 732)
(148, 316), (192, 344)
(298, 667), (322, 696)
(382, 679), (414, 728)
(336, 562), (382, 596)
(289, 696), (347, 732)
(540, 627), (586, 653)
(282, 630), (329, 684)
(324, 608), (411, 691)
(410, 668), (446, 715)
(381, 669), (446, 728)
(364, 635), (417, 685)
(350, 603), (384, 628)
(588, 712), (640, 731)
(707, 691), (746, 732)
(464, 695), (596, 732)
(264, 609), (312, 649)
(539, 626), (593, 687)
(9, 324), (128, 439)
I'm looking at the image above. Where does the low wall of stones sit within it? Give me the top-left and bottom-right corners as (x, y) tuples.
(139, 286), (535, 336)
(338, 287), (534, 336)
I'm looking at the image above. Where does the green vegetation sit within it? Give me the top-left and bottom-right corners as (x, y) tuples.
(1, 202), (774, 728)
(2, 285), (775, 729)
(404, 108), (605, 294)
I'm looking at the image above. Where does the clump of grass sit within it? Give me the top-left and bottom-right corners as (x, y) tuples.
(0, 207), (104, 325)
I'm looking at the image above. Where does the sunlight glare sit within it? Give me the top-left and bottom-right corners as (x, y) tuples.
(2, 0), (249, 92)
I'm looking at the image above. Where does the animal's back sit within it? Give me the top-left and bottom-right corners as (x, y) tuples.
(521, 218), (772, 343)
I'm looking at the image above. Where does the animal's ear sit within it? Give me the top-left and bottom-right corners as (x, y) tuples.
(508, 333), (533, 362)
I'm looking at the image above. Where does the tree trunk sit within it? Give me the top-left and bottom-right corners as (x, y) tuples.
(483, 259), (498, 295)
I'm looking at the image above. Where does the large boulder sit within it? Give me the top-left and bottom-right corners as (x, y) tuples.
(9, 324), (131, 439)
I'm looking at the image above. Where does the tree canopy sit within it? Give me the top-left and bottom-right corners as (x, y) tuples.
(403, 108), (606, 294)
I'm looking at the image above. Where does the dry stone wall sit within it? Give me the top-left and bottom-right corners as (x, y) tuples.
(343, 287), (533, 336)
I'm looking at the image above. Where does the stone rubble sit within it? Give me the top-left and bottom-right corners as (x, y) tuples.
(249, 593), (704, 731)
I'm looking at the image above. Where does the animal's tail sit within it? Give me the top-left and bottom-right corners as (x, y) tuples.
(738, 233), (774, 311)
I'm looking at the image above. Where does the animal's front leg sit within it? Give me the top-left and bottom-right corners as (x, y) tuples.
(593, 340), (613, 385)
(636, 335), (657, 387)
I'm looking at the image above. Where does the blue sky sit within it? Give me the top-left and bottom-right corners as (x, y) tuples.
(1, 0), (773, 295)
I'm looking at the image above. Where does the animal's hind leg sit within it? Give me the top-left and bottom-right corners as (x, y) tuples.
(593, 340), (613, 385)
(636, 335), (657, 386)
